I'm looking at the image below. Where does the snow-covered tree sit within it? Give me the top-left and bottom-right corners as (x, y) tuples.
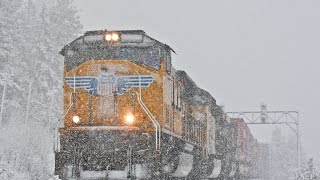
(296, 158), (320, 180)
(0, 0), (23, 70)
(0, 0), (82, 179)
(270, 127), (297, 179)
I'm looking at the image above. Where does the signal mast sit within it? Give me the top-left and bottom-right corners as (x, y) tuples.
(226, 103), (300, 169)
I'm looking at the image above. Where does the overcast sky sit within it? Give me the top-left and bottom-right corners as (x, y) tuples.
(74, 0), (320, 160)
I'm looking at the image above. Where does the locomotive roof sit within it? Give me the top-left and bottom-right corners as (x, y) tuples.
(175, 70), (232, 124)
(60, 29), (175, 56)
(175, 70), (216, 105)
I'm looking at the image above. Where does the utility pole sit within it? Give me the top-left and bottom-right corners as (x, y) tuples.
(226, 104), (300, 170)
(0, 72), (14, 125)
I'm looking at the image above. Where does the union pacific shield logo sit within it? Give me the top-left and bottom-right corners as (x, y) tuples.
(65, 72), (154, 96)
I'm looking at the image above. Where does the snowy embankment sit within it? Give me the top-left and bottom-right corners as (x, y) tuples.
(0, 162), (31, 179)
(0, 122), (56, 180)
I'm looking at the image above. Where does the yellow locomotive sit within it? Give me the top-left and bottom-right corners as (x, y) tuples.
(55, 30), (229, 179)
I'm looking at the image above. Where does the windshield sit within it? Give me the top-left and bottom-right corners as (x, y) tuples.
(65, 46), (164, 71)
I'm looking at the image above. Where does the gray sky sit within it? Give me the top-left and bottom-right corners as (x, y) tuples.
(74, 0), (320, 160)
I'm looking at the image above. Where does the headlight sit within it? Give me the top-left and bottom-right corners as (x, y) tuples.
(111, 33), (120, 41)
(125, 114), (134, 125)
(105, 34), (112, 41)
(72, 115), (80, 124)
(105, 32), (120, 43)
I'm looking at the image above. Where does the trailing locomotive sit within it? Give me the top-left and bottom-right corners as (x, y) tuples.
(54, 30), (261, 179)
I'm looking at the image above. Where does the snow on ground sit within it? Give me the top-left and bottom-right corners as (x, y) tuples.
(0, 122), (55, 180)
(0, 162), (31, 180)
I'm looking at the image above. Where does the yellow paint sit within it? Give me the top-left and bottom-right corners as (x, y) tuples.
(64, 60), (165, 132)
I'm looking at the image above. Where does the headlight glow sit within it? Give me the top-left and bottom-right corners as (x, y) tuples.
(105, 34), (112, 41)
(105, 32), (120, 43)
(111, 33), (120, 41)
(72, 115), (80, 124)
(125, 114), (134, 125)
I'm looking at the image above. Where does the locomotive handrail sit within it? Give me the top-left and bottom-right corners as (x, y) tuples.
(134, 91), (161, 151)
(54, 93), (74, 152)
(61, 92), (74, 122)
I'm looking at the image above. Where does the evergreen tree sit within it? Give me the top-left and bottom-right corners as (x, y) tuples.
(0, 0), (23, 70)
(0, 0), (82, 179)
(270, 127), (297, 179)
(296, 158), (320, 180)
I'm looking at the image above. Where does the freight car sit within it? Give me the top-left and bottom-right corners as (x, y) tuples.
(54, 30), (257, 179)
(231, 118), (261, 179)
